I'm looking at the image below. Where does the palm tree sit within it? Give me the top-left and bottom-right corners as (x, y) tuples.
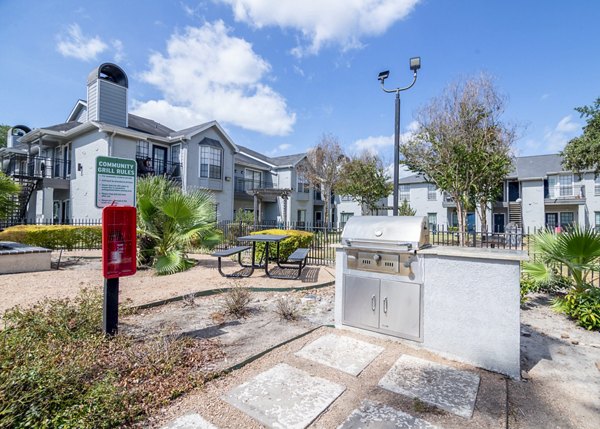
(0, 172), (19, 220)
(523, 227), (600, 293)
(136, 176), (221, 275)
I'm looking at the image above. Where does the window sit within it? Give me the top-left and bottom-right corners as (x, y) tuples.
(199, 145), (222, 179)
(399, 185), (410, 202)
(245, 169), (262, 190)
(596, 212), (600, 232)
(427, 212), (437, 233)
(136, 140), (150, 159)
(427, 184), (437, 201)
(595, 177), (600, 196)
(297, 209), (306, 222)
(297, 173), (309, 193)
(560, 212), (575, 228)
(548, 174), (573, 198)
(340, 212), (353, 225)
(171, 144), (181, 164)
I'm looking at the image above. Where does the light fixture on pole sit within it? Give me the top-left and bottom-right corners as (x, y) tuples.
(379, 56), (421, 216)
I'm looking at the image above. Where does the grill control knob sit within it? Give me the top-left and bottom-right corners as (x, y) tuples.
(373, 254), (381, 262)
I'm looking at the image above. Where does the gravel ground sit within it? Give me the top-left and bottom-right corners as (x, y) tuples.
(0, 251), (334, 315)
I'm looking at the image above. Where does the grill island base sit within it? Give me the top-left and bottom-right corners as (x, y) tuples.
(335, 216), (526, 380)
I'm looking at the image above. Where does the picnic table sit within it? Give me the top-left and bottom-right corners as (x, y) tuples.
(211, 234), (309, 279)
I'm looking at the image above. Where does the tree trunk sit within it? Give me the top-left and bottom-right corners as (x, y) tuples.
(478, 199), (488, 233)
(456, 201), (467, 246)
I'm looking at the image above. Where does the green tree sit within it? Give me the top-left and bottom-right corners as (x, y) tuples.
(299, 133), (347, 227)
(0, 125), (9, 148)
(400, 74), (514, 243)
(136, 176), (221, 275)
(337, 152), (392, 215)
(398, 199), (416, 216)
(0, 172), (20, 220)
(561, 97), (600, 174)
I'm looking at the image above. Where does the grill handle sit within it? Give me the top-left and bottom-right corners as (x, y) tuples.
(383, 297), (388, 314)
(371, 295), (376, 311)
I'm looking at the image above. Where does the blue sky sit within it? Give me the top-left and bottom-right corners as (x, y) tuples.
(1, 0), (598, 162)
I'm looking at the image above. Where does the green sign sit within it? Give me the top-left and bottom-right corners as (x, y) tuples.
(95, 156), (137, 208)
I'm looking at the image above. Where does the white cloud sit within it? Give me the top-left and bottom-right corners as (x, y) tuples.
(543, 115), (581, 152)
(352, 120), (418, 155)
(56, 24), (108, 61)
(132, 21), (296, 135)
(266, 143), (292, 155)
(540, 93), (550, 101)
(218, 0), (420, 56)
(112, 39), (125, 62)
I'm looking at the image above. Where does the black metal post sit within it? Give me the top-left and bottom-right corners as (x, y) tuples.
(103, 278), (119, 336)
(393, 90), (400, 216)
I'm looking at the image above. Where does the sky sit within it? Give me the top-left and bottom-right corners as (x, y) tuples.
(1, 0), (599, 164)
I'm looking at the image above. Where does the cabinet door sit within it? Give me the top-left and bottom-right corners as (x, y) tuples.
(380, 280), (422, 341)
(343, 275), (380, 330)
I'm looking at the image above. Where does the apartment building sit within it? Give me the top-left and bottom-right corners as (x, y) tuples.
(0, 63), (325, 224)
(395, 154), (600, 231)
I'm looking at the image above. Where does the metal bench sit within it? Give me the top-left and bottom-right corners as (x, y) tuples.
(272, 247), (310, 279)
(211, 245), (253, 277)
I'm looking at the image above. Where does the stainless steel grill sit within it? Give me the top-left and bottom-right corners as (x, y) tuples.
(339, 216), (429, 341)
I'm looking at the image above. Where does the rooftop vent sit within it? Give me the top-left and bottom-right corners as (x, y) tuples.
(87, 63), (128, 127)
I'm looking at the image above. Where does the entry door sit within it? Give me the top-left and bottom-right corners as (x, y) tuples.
(493, 213), (506, 233)
(508, 181), (520, 201)
(314, 211), (322, 225)
(466, 212), (476, 232)
(152, 146), (168, 175)
(545, 213), (558, 229)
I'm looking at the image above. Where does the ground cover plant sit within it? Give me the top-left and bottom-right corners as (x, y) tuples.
(0, 290), (222, 428)
(523, 227), (600, 330)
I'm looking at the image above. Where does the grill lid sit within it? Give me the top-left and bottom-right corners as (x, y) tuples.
(341, 216), (430, 251)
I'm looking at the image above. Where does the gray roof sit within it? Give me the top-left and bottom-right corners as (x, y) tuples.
(128, 114), (174, 137)
(509, 154), (564, 179)
(398, 174), (428, 184)
(235, 153), (272, 170)
(44, 121), (82, 132)
(170, 121), (213, 138)
(270, 153), (306, 167)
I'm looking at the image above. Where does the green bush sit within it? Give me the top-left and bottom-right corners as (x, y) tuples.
(0, 225), (101, 250)
(250, 229), (313, 261)
(520, 275), (572, 303)
(553, 287), (600, 331)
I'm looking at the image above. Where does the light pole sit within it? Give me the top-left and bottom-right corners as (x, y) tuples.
(378, 57), (421, 216)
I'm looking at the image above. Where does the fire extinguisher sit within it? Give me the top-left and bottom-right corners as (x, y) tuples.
(109, 229), (124, 265)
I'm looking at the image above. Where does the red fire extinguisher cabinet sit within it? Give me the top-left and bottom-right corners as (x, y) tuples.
(102, 205), (137, 279)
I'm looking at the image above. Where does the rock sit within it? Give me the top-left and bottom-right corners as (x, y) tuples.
(561, 333), (570, 339)
(596, 362), (600, 372)
(521, 370), (530, 381)
(521, 330), (531, 337)
(571, 340), (579, 345)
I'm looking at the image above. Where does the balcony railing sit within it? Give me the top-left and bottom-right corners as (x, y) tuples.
(234, 177), (275, 193)
(545, 184), (585, 200)
(2, 155), (70, 179)
(136, 157), (181, 179)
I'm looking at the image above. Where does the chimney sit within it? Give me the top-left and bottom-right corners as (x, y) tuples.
(87, 63), (128, 127)
(7, 125), (31, 148)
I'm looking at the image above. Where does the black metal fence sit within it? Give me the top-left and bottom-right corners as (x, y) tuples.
(0, 218), (102, 250)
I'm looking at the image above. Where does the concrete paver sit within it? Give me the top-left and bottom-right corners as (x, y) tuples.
(224, 363), (346, 429)
(295, 333), (384, 376)
(378, 355), (480, 419)
(161, 413), (218, 429)
(337, 400), (441, 429)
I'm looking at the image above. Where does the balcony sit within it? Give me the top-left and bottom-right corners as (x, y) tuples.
(136, 157), (182, 181)
(544, 184), (586, 205)
(442, 193), (456, 208)
(234, 177), (276, 194)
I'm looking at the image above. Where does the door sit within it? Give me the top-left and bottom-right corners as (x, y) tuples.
(466, 212), (476, 232)
(380, 280), (422, 341)
(493, 213), (506, 233)
(314, 211), (322, 226)
(343, 275), (380, 330)
(545, 213), (558, 229)
(152, 146), (168, 175)
(508, 181), (520, 202)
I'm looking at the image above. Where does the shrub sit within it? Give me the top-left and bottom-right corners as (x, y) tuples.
(520, 275), (572, 303)
(251, 229), (313, 261)
(553, 287), (600, 331)
(274, 295), (301, 321)
(221, 285), (253, 318)
(0, 224), (101, 250)
(0, 290), (222, 428)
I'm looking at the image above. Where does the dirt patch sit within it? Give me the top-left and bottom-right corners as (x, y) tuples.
(0, 251), (334, 316)
(122, 287), (335, 373)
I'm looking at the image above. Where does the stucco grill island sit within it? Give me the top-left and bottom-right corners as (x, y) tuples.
(334, 215), (527, 379)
